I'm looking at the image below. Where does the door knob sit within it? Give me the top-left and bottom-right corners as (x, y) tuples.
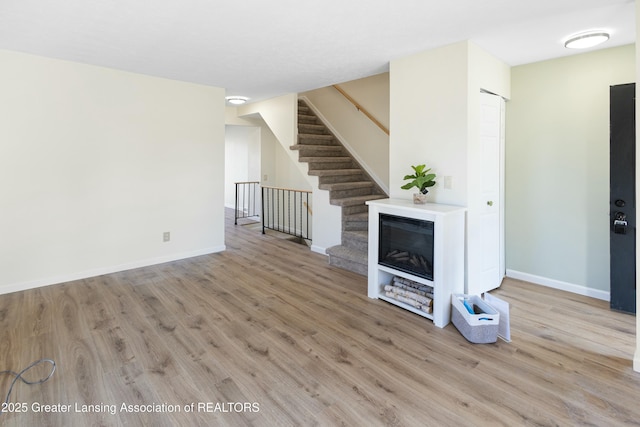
(487, 201), (494, 206)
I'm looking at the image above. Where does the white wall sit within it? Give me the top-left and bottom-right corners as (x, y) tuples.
(390, 41), (510, 205)
(260, 121), (277, 188)
(238, 94), (299, 159)
(390, 42), (471, 204)
(0, 49), (226, 294)
(224, 125), (260, 208)
(225, 105), (310, 191)
(302, 73), (390, 192)
(506, 44), (635, 299)
(272, 136), (311, 189)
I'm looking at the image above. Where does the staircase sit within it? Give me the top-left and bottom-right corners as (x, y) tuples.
(292, 99), (386, 275)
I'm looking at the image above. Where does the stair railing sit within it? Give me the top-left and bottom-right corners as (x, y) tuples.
(332, 84), (390, 135)
(262, 186), (312, 241)
(234, 181), (261, 225)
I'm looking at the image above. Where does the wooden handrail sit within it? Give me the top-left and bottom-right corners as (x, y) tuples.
(332, 85), (389, 136)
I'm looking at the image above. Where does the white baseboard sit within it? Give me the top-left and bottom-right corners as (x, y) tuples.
(0, 245), (226, 296)
(311, 245), (328, 256)
(506, 269), (610, 301)
(634, 351), (640, 373)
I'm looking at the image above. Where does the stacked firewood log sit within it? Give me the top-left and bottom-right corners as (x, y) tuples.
(384, 276), (434, 314)
(384, 250), (432, 272)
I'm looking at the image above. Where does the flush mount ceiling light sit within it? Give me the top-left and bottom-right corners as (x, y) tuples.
(225, 96), (249, 105)
(564, 31), (610, 49)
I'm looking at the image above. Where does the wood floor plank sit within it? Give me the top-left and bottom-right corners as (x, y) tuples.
(1, 208), (640, 426)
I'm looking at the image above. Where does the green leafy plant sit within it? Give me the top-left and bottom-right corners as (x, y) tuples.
(401, 164), (436, 194)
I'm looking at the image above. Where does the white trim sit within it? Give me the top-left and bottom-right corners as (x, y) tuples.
(311, 245), (328, 255)
(0, 246), (226, 296)
(299, 95), (389, 195)
(506, 269), (610, 301)
(634, 351), (640, 373)
(498, 95), (506, 288)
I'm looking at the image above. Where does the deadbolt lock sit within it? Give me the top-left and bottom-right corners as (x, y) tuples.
(613, 211), (628, 234)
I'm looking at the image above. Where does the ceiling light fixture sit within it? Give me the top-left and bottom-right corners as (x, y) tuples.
(225, 96), (249, 105)
(564, 31), (610, 49)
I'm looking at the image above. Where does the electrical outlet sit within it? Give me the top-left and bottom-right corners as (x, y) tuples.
(163, 232), (170, 242)
(263, 174), (268, 181)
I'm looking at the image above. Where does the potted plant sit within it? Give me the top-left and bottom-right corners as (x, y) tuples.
(401, 164), (436, 204)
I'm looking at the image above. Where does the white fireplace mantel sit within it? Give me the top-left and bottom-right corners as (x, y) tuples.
(366, 198), (466, 328)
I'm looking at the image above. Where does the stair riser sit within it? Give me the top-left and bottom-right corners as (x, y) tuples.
(342, 236), (368, 252)
(341, 204), (369, 215)
(317, 174), (366, 185)
(328, 255), (368, 276)
(299, 152), (346, 160)
(298, 136), (337, 146)
(319, 181), (373, 191)
(299, 117), (318, 125)
(299, 125), (329, 135)
(296, 148), (346, 158)
(344, 220), (368, 232)
(309, 161), (355, 170)
(330, 187), (376, 199)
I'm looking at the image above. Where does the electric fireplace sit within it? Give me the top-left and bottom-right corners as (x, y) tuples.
(366, 199), (465, 328)
(378, 213), (434, 280)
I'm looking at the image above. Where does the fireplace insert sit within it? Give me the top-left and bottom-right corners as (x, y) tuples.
(378, 213), (434, 280)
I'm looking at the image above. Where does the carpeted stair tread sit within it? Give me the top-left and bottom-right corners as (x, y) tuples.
(298, 133), (334, 141)
(326, 244), (367, 261)
(308, 168), (363, 177)
(330, 194), (386, 207)
(298, 135), (338, 146)
(345, 211), (369, 222)
(300, 156), (352, 163)
(299, 123), (329, 134)
(319, 181), (374, 191)
(290, 144), (344, 152)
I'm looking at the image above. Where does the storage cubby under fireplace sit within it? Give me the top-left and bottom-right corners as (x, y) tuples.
(378, 213), (434, 280)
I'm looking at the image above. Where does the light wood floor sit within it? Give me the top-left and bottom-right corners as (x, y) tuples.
(1, 209), (639, 426)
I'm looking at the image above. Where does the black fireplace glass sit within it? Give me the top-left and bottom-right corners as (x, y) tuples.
(378, 214), (434, 280)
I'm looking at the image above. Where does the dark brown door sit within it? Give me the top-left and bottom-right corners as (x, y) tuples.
(610, 83), (636, 314)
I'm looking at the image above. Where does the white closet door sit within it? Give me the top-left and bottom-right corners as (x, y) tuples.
(467, 92), (505, 295)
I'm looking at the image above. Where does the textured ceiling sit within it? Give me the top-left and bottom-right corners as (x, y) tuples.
(0, 0), (635, 103)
